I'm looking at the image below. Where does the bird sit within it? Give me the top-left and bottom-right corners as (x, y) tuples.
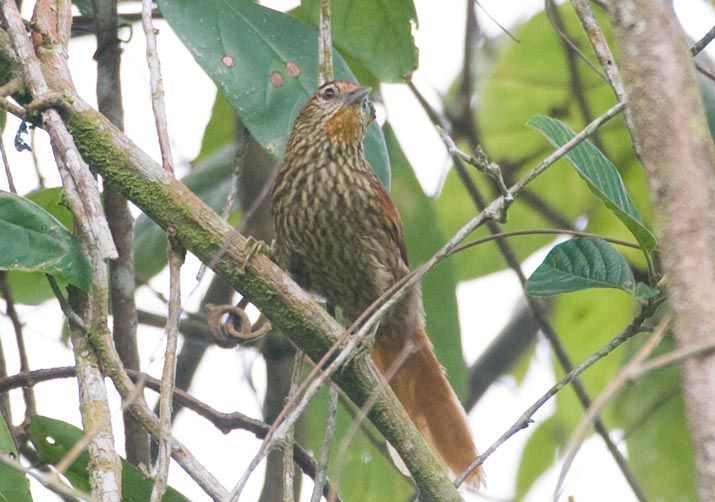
(271, 80), (484, 488)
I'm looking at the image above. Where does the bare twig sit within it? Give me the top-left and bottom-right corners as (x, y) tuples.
(554, 313), (673, 500)
(318, 0), (333, 85)
(151, 238), (184, 502)
(474, 0), (519, 43)
(0, 136), (16, 193)
(437, 126), (510, 199)
(0, 272), (35, 422)
(690, 24), (715, 56)
(450, 228), (640, 256)
(310, 382), (339, 502)
(544, 0), (607, 83)
(631, 337), (715, 381)
(455, 302), (660, 486)
(141, 0), (173, 172)
(282, 352), (305, 502)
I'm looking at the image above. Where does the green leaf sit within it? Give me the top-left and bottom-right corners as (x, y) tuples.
(157, 0), (391, 188)
(134, 145), (238, 282)
(0, 190), (90, 291)
(385, 124), (466, 396)
(0, 413), (32, 502)
(30, 416), (190, 502)
(5, 188), (76, 305)
(526, 237), (635, 296)
(528, 115), (656, 253)
(195, 92), (238, 164)
(298, 0), (418, 82)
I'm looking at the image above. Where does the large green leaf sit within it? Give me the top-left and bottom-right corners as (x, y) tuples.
(157, 0), (390, 188)
(134, 144), (238, 282)
(0, 190), (90, 291)
(195, 92), (238, 164)
(384, 124), (466, 396)
(526, 237), (635, 297)
(0, 414), (32, 502)
(528, 115), (656, 253)
(298, 0), (418, 82)
(29, 416), (189, 501)
(6, 188), (75, 305)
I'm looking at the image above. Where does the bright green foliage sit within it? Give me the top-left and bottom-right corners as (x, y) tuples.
(528, 116), (656, 253)
(0, 413), (32, 502)
(525, 237), (636, 297)
(5, 187), (74, 304)
(29, 416), (190, 501)
(298, 0), (418, 82)
(0, 190), (90, 293)
(157, 0), (391, 188)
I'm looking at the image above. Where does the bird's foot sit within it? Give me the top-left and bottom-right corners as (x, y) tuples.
(340, 323), (378, 370)
(240, 236), (274, 271)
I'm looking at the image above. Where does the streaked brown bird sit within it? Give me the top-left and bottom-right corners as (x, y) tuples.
(272, 80), (483, 487)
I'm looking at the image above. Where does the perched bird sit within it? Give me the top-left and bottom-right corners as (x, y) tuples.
(272, 80), (483, 487)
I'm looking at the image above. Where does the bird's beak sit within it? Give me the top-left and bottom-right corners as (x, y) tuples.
(343, 86), (371, 106)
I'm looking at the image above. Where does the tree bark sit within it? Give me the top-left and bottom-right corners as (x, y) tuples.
(611, 1), (715, 498)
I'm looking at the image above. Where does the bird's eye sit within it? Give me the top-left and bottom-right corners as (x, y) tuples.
(322, 86), (336, 100)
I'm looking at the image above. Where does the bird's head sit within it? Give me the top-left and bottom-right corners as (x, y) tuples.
(294, 80), (375, 145)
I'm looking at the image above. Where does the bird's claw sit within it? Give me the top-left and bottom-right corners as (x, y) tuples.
(240, 236), (273, 272)
(341, 325), (378, 370)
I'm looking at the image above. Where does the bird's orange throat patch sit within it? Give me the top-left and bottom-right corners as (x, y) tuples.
(325, 106), (362, 144)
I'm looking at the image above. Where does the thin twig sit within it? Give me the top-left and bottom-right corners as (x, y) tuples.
(318, 0), (333, 85)
(0, 136), (16, 193)
(690, 24), (715, 56)
(455, 302), (660, 486)
(282, 352), (304, 502)
(474, 0), (519, 43)
(310, 382), (339, 502)
(553, 313), (673, 500)
(544, 0), (607, 83)
(150, 238), (184, 502)
(630, 337), (715, 381)
(450, 228), (640, 256)
(0, 272), (35, 421)
(141, 0), (173, 172)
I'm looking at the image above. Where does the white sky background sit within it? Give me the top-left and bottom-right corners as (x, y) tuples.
(1, 0), (714, 500)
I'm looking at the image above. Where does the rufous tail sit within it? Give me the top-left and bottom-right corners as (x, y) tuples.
(371, 325), (485, 488)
